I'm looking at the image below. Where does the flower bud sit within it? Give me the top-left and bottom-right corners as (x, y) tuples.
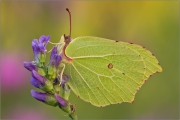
(54, 94), (71, 113)
(53, 78), (61, 94)
(30, 90), (57, 107)
(54, 93), (67, 107)
(30, 77), (41, 88)
(46, 46), (62, 80)
(31, 70), (54, 93)
(32, 70), (45, 85)
(50, 46), (62, 66)
(23, 61), (36, 71)
(47, 66), (57, 80)
(37, 68), (46, 76)
(39, 54), (46, 63)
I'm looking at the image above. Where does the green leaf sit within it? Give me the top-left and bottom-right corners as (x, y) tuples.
(61, 36), (162, 107)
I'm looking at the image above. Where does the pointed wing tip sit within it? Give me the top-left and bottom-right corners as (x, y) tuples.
(159, 66), (163, 72)
(156, 64), (163, 73)
(157, 62), (163, 72)
(158, 68), (163, 73)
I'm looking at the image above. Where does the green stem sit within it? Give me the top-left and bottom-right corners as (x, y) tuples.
(69, 104), (77, 120)
(60, 102), (77, 120)
(69, 112), (77, 120)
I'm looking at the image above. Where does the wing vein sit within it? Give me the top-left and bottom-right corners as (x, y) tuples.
(76, 60), (127, 102)
(72, 62), (101, 105)
(113, 68), (140, 86)
(75, 61), (118, 104)
(68, 65), (81, 96)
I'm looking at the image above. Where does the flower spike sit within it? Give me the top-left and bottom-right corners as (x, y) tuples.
(24, 15), (77, 119)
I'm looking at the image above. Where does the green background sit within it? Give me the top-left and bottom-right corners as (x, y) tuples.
(1, 1), (179, 119)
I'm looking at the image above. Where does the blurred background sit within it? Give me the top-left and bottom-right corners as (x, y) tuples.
(1, 1), (179, 119)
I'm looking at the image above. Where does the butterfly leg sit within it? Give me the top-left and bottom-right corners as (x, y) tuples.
(59, 63), (66, 85)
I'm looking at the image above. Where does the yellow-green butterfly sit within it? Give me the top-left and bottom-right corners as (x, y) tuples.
(57, 8), (162, 107)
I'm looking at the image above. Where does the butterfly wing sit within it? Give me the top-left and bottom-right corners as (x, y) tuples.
(62, 36), (162, 107)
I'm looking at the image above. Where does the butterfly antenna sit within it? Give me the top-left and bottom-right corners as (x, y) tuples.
(66, 8), (71, 38)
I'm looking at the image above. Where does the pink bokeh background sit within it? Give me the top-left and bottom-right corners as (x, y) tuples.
(7, 107), (49, 120)
(0, 52), (29, 92)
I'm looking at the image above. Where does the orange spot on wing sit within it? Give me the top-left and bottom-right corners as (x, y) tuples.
(108, 63), (113, 69)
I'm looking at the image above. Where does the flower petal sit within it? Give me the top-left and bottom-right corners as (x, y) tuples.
(32, 70), (45, 85)
(55, 55), (62, 66)
(50, 46), (57, 60)
(32, 39), (39, 54)
(23, 61), (36, 71)
(38, 43), (46, 53)
(31, 89), (47, 103)
(39, 35), (50, 46)
(50, 46), (62, 66)
(54, 93), (67, 107)
(30, 77), (41, 88)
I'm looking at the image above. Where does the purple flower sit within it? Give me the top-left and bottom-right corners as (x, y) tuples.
(50, 46), (62, 66)
(31, 70), (45, 86)
(30, 90), (57, 106)
(30, 77), (41, 88)
(54, 93), (67, 107)
(32, 35), (50, 61)
(23, 62), (36, 71)
(31, 70), (54, 92)
(61, 74), (69, 87)
(31, 90), (47, 103)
